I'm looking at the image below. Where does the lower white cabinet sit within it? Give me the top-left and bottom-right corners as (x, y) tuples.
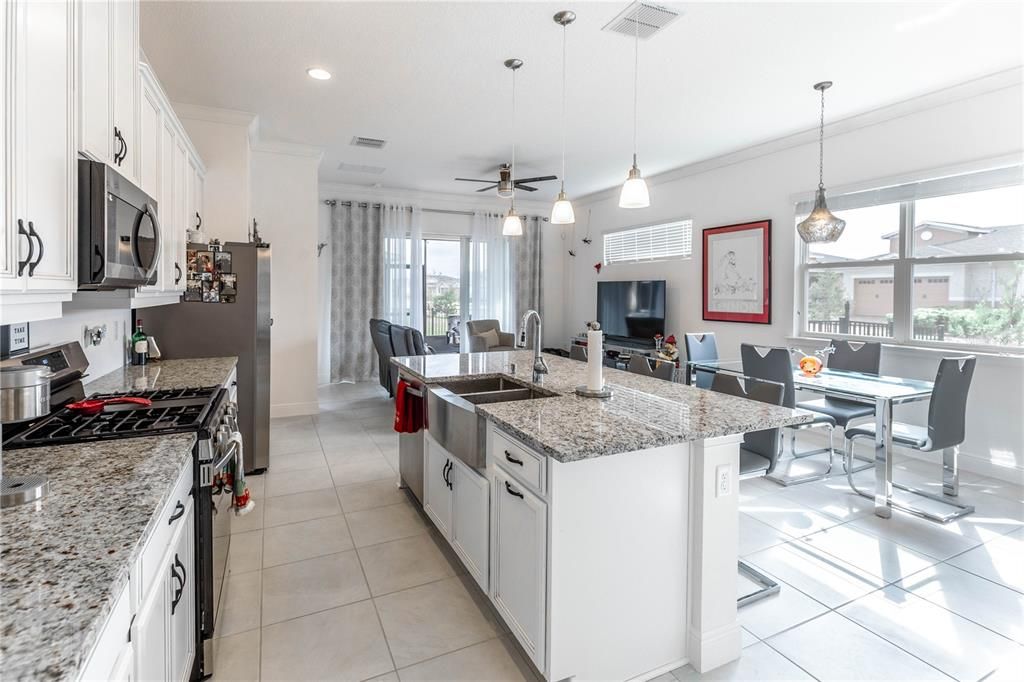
(423, 434), (489, 591)
(491, 465), (546, 671)
(133, 563), (167, 682)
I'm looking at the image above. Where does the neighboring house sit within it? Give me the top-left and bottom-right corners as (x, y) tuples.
(425, 272), (459, 301)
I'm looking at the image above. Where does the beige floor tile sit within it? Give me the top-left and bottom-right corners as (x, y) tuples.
(217, 570), (262, 638)
(269, 433), (322, 457)
(330, 453), (396, 486)
(211, 629), (260, 682)
(230, 502), (264, 534)
(337, 479), (410, 513)
(260, 601), (394, 681)
(226, 529), (263, 575)
(261, 550), (370, 625)
(321, 435), (384, 460)
(262, 515), (354, 568)
(245, 474), (265, 499)
(263, 488), (342, 528)
(365, 673), (401, 682)
(347, 501), (428, 548)
(671, 641), (813, 680)
(375, 576), (501, 668)
(396, 637), (529, 681)
(358, 534), (456, 596)
(269, 448), (328, 473)
(265, 465), (333, 498)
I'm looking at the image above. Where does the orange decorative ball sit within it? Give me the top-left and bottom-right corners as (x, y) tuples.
(799, 355), (823, 377)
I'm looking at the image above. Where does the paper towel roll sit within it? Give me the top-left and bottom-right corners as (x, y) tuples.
(586, 329), (603, 390)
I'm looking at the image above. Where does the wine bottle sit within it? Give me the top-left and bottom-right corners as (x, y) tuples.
(131, 320), (149, 366)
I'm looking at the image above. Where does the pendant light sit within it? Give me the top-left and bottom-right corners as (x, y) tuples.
(502, 58), (524, 237)
(550, 10), (576, 225)
(797, 81), (846, 243)
(618, 5), (649, 209)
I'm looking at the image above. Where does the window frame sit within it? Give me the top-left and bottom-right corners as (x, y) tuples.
(796, 171), (1024, 354)
(602, 218), (693, 266)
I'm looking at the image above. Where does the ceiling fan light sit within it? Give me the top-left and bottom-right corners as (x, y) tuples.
(619, 164), (650, 209)
(502, 207), (524, 236)
(797, 187), (846, 243)
(550, 190), (575, 224)
(497, 183), (514, 198)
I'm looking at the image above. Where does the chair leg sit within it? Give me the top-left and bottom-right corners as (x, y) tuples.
(766, 425), (834, 486)
(943, 446), (959, 497)
(737, 560), (780, 608)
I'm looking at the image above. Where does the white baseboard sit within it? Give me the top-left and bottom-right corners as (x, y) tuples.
(686, 623), (741, 674)
(270, 401), (320, 418)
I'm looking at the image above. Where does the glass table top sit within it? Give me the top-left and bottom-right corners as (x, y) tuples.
(687, 359), (934, 402)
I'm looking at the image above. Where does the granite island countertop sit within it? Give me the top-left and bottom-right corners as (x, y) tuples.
(393, 350), (812, 462)
(0, 356), (237, 680)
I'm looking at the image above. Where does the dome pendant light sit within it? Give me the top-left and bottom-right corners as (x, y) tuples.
(619, 5), (649, 209)
(502, 58), (524, 237)
(550, 10), (576, 225)
(797, 81), (846, 243)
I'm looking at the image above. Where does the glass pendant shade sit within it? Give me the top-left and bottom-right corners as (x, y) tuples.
(619, 164), (650, 209)
(797, 187), (846, 243)
(502, 207), (523, 236)
(550, 190), (575, 224)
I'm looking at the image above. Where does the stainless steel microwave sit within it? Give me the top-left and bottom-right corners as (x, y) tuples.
(78, 159), (161, 289)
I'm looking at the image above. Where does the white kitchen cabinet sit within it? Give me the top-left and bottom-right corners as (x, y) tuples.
(491, 466), (546, 670)
(138, 82), (161, 201)
(188, 153), (204, 235)
(451, 458), (489, 591)
(0, 0), (78, 316)
(423, 437), (453, 538)
(111, 0), (138, 183)
(163, 120), (185, 292)
(167, 500), (196, 682)
(132, 563), (167, 682)
(107, 642), (134, 682)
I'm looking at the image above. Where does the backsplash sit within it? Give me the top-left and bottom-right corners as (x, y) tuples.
(28, 307), (131, 384)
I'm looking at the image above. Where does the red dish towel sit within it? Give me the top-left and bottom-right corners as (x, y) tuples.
(394, 379), (425, 433)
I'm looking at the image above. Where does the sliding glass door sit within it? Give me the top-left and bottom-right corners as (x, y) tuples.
(422, 238), (469, 342)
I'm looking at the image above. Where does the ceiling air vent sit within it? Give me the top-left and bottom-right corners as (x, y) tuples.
(350, 136), (387, 150)
(602, 1), (681, 40)
(337, 162), (386, 175)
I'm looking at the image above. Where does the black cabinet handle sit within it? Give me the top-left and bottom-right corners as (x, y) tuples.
(505, 481), (524, 499)
(168, 499), (185, 524)
(171, 553), (187, 614)
(174, 261), (182, 284)
(504, 451), (523, 466)
(26, 221), (42, 276)
(442, 459), (451, 490)
(16, 219), (34, 277)
(195, 212), (202, 229)
(113, 127), (125, 165)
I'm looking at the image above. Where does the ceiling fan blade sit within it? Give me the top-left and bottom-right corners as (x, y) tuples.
(455, 178), (497, 183)
(515, 175), (557, 184)
(516, 185), (539, 192)
(475, 184), (499, 192)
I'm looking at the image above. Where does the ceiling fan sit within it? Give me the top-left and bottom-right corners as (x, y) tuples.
(455, 163), (558, 196)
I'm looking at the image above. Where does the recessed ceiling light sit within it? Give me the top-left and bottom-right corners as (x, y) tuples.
(307, 67), (331, 81)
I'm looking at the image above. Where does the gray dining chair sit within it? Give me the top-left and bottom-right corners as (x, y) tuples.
(569, 345), (588, 362)
(741, 343), (837, 485)
(684, 333), (718, 389)
(710, 372), (785, 607)
(797, 339), (880, 429)
(627, 355), (675, 381)
(369, 318), (396, 396)
(844, 356), (977, 523)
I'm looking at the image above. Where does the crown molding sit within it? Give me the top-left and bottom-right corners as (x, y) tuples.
(576, 66), (1024, 205)
(172, 102), (259, 128)
(318, 181), (551, 215)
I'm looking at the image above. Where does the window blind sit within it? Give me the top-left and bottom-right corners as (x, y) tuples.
(603, 220), (693, 265)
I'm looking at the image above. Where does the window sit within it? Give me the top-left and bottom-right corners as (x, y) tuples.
(603, 219), (692, 265)
(798, 166), (1024, 349)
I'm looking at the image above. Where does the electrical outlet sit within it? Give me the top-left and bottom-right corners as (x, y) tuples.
(715, 464), (731, 497)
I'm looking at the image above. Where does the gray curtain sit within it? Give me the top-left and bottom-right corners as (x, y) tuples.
(330, 203), (382, 382)
(512, 216), (544, 333)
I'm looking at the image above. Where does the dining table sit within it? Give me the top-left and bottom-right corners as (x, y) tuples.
(686, 358), (937, 519)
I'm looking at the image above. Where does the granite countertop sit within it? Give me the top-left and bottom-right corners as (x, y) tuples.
(393, 350), (812, 462)
(0, 357), (237, 680)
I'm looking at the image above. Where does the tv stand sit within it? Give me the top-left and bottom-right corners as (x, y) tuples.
(570, 335), (675, 371)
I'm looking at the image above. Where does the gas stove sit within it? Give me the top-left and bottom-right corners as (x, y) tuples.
(2, 385), (222, 449)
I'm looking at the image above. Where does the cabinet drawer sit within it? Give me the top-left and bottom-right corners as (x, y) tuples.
(492, 429), (545, 495)
(137, 462), (193, 597)
(78, 582), (131, 681)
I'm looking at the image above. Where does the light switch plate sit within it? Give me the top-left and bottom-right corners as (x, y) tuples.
(715, 464), (731, 497)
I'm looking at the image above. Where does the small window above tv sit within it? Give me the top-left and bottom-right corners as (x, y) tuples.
(603, 220), (693, 265)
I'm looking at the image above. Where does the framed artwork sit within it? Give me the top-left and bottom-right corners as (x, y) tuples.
(702, 219), (771, 324)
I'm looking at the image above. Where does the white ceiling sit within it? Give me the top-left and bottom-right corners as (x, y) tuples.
(140, 1), (1024, 202)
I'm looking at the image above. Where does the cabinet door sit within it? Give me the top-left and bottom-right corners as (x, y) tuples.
(111, 0), (138, 183)
(161, 120), (183, 292)
(137, 80), (162, 293)
(78, 0), (112, 164)
(14, 0), (76, 292)
(108, 642), (134, 682)
(451, 459), (489, 591)
(491, 467), (546, 669)
(0, 0), (17, 289)
(132, 556), (168, 682)
(167, 502), (196, 682)
(187, 154), (201, 234)
(423, 439), (453, 538)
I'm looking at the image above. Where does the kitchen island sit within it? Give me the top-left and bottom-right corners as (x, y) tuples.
(393, 350), (811, 680)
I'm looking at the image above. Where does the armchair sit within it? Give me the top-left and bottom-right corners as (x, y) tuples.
(466, 319), (516, 353)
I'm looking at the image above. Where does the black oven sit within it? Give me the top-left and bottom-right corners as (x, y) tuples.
(78, 159), (161, 289)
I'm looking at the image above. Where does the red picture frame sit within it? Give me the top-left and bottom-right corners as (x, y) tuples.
(702, 220), (771, 324)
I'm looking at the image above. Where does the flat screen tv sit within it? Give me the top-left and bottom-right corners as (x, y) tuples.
(596, 280), (666, 343)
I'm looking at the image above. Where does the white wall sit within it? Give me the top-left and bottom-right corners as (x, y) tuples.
(252, 147), (322, 417)
(29, 305), (131, 383)
(562, 77), (1024, 482)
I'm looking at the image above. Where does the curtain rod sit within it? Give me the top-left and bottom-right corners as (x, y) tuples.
(323, 199), (547, 221)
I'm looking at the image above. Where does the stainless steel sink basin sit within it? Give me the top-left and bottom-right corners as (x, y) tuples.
(438, 376), (526, 395)
(461, 387), (553, 405)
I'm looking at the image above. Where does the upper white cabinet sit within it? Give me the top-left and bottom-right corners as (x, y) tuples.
(80, 0), (138, 183)
(0, 0), (78, 322)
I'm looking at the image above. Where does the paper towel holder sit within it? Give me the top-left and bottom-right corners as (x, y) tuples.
(575, 384), (613, 399)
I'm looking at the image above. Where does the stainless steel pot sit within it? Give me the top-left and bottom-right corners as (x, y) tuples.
(0, 366), (52, 423)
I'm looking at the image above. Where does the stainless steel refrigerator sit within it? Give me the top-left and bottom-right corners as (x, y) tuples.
(143, 242), (271, 473)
